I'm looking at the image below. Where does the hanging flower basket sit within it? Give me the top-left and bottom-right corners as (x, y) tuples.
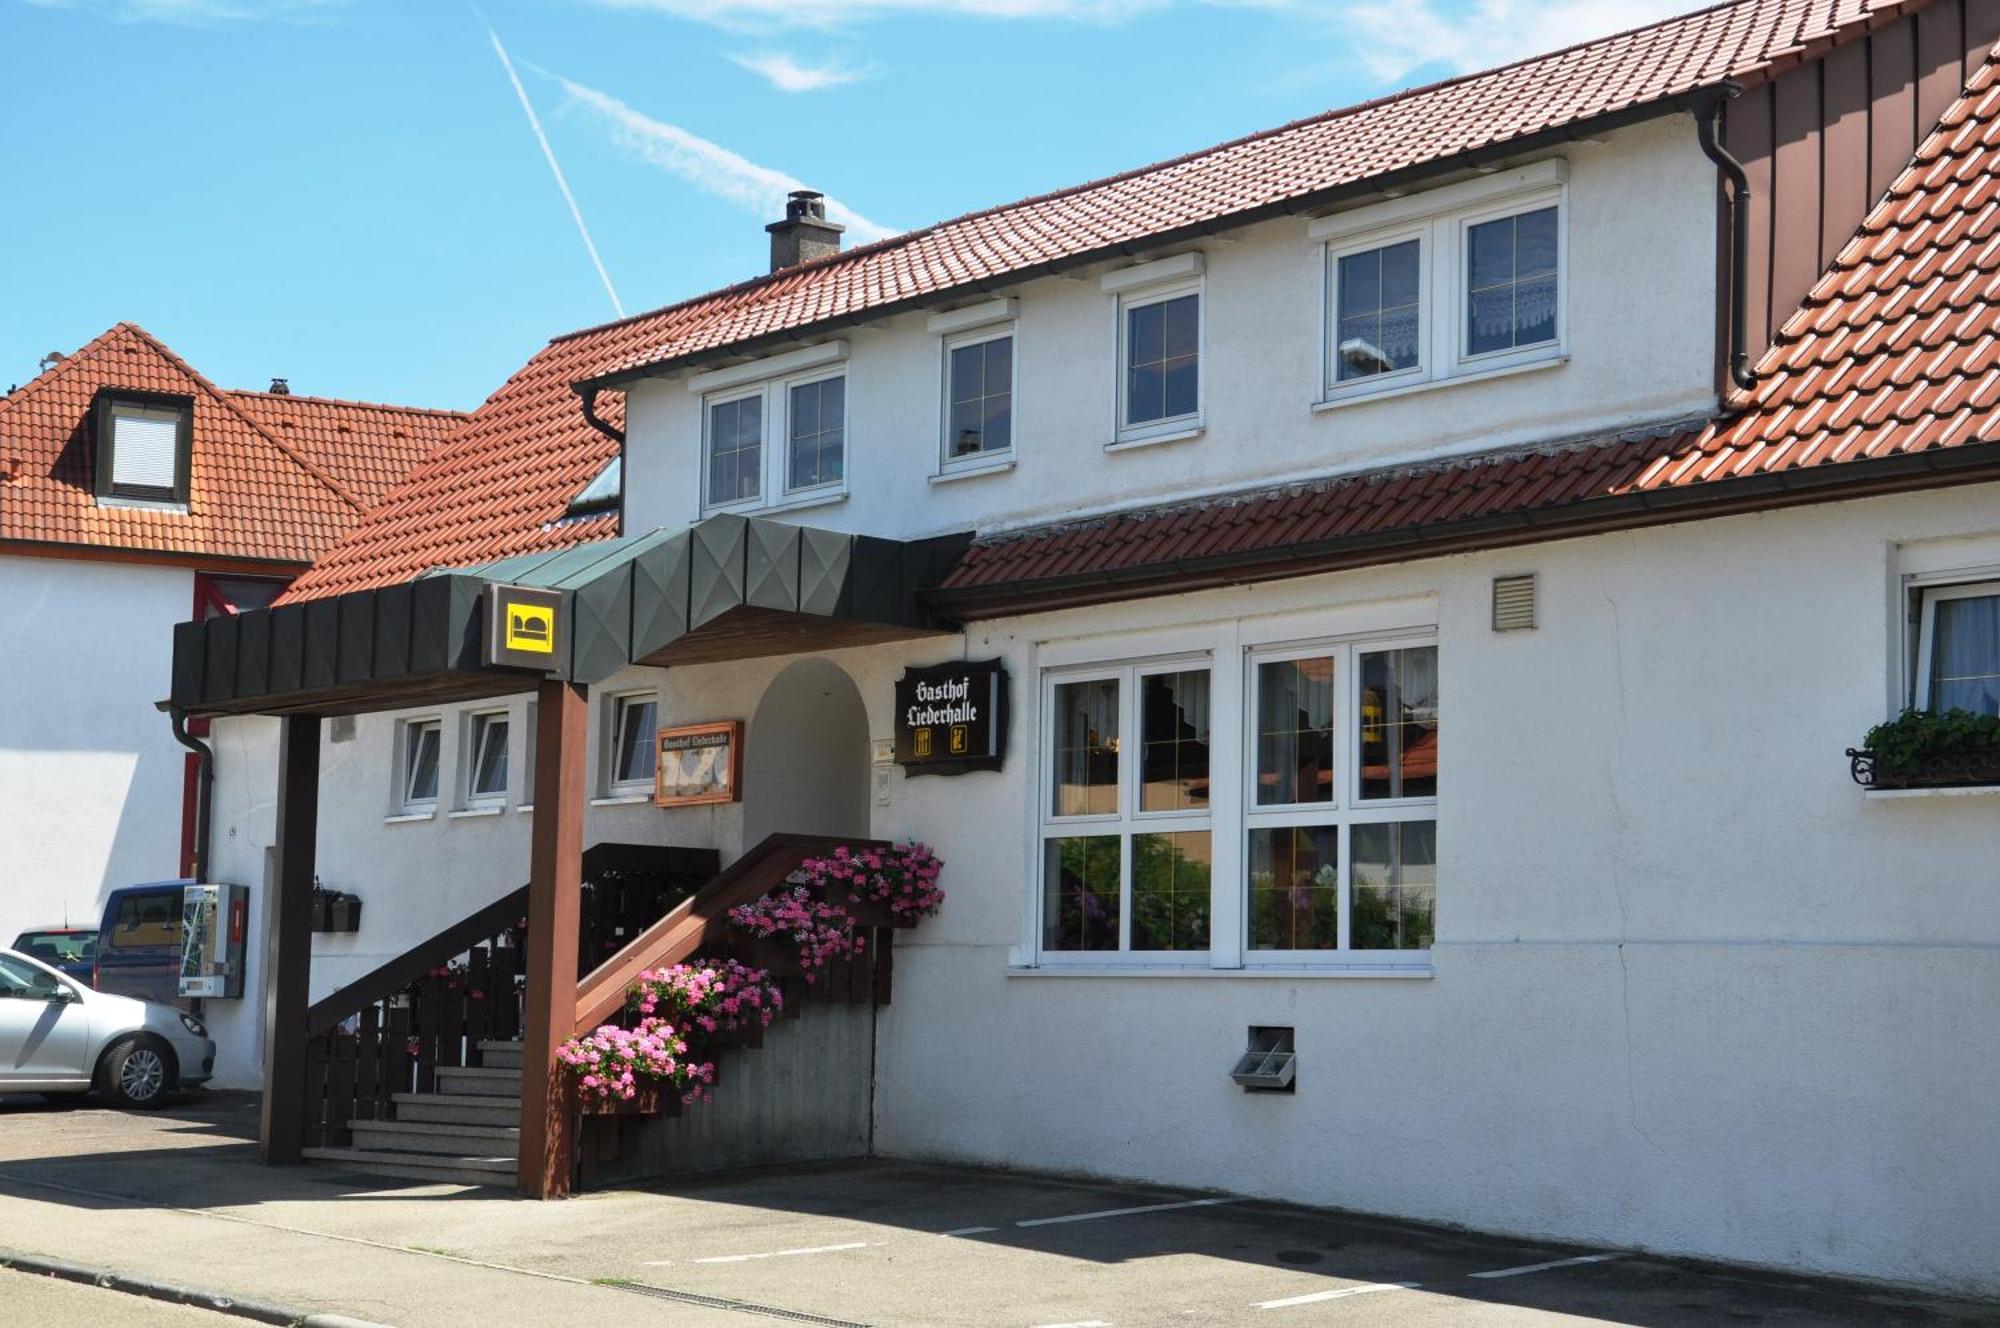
(1849, 709), (2000, 789)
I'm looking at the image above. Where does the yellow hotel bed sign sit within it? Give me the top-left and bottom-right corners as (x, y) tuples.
(483, 583), (565, 671)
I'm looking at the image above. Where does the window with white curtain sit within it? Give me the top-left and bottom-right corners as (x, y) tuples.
(1916, 581), (2000, 714)
(465, 710), (510, 806)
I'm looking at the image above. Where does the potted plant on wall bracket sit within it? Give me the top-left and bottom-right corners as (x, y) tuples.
(1847, 708), (2000, 789)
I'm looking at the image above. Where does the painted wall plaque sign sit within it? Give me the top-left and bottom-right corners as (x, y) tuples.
(482, 583), (565, 672)
(655, 720), (744, 807)
(894, 659), (1008, 775)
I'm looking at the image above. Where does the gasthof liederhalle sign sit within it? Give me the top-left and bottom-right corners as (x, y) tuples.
(894, 659), (1008, 775)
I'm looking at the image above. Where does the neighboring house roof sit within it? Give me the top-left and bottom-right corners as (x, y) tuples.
(934, 42), (2000, 613)
(0, 323), (458, 568)
(286, 0), (1953, 605)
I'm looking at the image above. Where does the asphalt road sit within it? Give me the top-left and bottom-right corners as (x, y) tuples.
(2, 1092), (1995, 1327)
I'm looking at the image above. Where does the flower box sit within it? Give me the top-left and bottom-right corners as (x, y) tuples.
(1849, 745), (2000, 790)
(575, 1083), (675, 1117)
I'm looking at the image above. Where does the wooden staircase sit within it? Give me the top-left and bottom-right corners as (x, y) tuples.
(304, 1043), (524, 1186)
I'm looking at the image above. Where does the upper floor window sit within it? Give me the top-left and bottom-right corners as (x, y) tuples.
(945, 329), (1014, 466)
(1314, 159), (1567, 405)
(692, 340), (849, 515)
(93, 391), (192, 507)
(1103, 253), (1205, 446)
(1916, 581), (2000, 714)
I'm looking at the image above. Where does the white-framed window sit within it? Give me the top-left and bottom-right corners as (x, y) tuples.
(1040, 660), (1214, 957)
(1915, 580), (2000, 714)
(696, 344), (850, 514)
(463, 709), (510, 807)
(1102, 253), (1205, 446)
(519, 699), (539, 810)
(1032, 626), (1438, 968)
(396, 718), (443, 814)
(94, 394), (192, 507)
(1314, 160), (1567, 404)
(1245, 640), (1437, 960)
(941, 325), (1015, 470)
(605, 691), (659, 797)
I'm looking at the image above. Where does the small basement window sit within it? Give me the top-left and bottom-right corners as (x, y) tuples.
(93, 391), (192, 507)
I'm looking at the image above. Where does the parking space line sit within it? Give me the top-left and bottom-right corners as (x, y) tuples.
(678, 1241), (878, 1264)
(1015, 1198), (1234, 1228)
(1256, 1282), (1419, 1310)
(1469, 1252), (1626, 1279)
(1027, 1320), (1110, 1327)
(942, 1226), (999, 1236)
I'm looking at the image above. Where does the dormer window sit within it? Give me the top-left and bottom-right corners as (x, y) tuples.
(93, 391), (192, 508)
(566, 455), (622, 518)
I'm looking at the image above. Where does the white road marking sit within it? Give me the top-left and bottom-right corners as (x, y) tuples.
(1469, 1252), (1627, 1279)
(1016, 1198), (1234, 1228)
(1256, 1282), (1419, 1309)
(942, 1226), (999, 1236)
(687, 1241), (877, 1264)
(1028, 1321), (1110, 1327)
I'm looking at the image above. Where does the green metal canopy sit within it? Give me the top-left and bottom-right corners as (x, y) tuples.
(169, 514), (971, 717)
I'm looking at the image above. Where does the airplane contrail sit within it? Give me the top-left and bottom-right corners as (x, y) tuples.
(487, 25), (625, 318)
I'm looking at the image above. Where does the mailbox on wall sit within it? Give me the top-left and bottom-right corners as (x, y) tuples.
(178, 883), (248, 999)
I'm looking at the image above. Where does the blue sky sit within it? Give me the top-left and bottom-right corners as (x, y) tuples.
(1, 0), (1676, 410)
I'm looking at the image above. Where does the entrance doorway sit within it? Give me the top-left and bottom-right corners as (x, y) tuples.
(742, 658), (870, 845)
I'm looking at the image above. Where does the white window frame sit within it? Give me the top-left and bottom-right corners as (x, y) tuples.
(1242, 634), (1437, 969)
(519, 699), (539, 812)
(604, 690), (660, 798)
(1312, 160), (1568, 406)
(1037, 654), (1215, 967)
(461, 708), (511, 808)
(694, 342), (853, 516)
(699, 383), (770, 515)
(1913, 578), (2000, 710)
(395, 717), (443, 815)
(1104, 254), (1206, 448)
(938, 323), (1018, 475)
(779, 366), (848, 499)
(1321, 226), (1430, 403)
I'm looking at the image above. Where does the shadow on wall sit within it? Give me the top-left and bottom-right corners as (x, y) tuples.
(741, 658), (870, 846)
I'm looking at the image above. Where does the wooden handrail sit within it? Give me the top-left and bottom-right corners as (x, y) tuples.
(307, 886), (528, 1036)
(569, 833), (887, 1037)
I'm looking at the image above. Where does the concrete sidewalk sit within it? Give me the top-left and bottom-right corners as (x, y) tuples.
(2, 1092), (1994, 1328)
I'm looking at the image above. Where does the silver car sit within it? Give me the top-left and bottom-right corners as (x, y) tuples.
(0, 946), (215, 1108)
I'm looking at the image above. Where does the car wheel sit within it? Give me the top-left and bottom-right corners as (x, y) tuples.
(101, 1037), (175, 1110)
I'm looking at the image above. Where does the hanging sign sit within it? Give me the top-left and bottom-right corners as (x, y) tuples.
(655, 720), (744, 807)
(483, 583), (565, 672)
(894, 659), (1008, 775)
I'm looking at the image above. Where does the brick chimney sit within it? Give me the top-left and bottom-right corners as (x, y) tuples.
(767, 190), (843, 272)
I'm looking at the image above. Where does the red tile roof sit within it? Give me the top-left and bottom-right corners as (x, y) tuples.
(937, 41), (2000, 609)
(0, 323), (456, 567)
(286, 0), (1945, 603)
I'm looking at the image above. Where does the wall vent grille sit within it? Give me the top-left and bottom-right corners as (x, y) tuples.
(1492, 574), (1537, 631)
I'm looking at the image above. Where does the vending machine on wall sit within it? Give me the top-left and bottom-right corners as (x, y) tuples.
(178, 883), (248, 999)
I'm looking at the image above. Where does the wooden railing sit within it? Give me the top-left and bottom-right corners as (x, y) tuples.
(569, 834), (887, 1038)
(300, 843), (717, 1148)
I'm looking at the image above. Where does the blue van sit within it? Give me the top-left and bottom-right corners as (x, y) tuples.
(94, 881), (190, 1005)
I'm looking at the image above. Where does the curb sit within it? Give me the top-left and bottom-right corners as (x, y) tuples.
(0, 1248), (395, 1328)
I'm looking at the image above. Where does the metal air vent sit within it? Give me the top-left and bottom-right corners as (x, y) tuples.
(1231, 1026), (1296, 1092)
(1492, 574), (1537, 632)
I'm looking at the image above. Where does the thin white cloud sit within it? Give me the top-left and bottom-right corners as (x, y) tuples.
(488, 26), (625, 317)
(728, 50), (873, 92)
(586, 0), (1162, 32)
(1331, 0), (1692, 81)
(553, 73), (897, 243)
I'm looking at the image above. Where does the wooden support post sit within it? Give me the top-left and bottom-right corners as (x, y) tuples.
(260, 713), (320, 1166)
(519, 679), (588, 1199)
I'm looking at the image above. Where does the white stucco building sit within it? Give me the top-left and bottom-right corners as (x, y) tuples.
(184, 0), (2000, 1299)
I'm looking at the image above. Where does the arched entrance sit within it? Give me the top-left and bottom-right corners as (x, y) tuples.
(742, 657), (871, 845)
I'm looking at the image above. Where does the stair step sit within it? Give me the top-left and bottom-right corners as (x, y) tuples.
(392, 1093), (519, 1127)
(434, 1065), (521, 1097)
(476, 1040), (523, 1070)
(303, 1146), (514, 1189)
(350, 1119), (520, 1157)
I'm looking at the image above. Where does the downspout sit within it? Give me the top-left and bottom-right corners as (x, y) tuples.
(170, 708), (213, 882)
(1692, 83), (1760, 393)
(575, 385), (628, 530)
